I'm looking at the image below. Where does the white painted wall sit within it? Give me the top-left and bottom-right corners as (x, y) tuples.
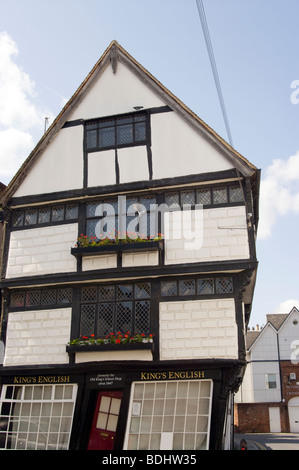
(234, 361), (254, 403)
(82, 254), (117, 271)
(159, 298), (237, 360)
(250, 326), (278, 361)
(4, 308), (72, 366)
(14, 126), (84, 197)
(164, 206), (249, 265)
(122, 250), (159, 267)
(6, 224), (78, 278)
(88, 149), (116, 187)
(278, 309), (299, 360)
(74, 349), (153, 363)
(251, 361), (281, 402)
(117, 146), (149, 183)
(70, 61), (165, 121)
(151, 112), (234, 180)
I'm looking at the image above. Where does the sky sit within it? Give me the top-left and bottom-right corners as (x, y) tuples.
(0, 0), (299, 328)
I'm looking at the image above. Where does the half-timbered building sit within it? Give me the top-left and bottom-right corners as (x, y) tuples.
(0, 41), (259, 450)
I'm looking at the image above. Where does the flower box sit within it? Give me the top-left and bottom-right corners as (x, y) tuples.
(66, 342), (154, 353)
(71, 240), (163, 257)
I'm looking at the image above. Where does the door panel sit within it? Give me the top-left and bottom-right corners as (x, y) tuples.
(87, 391), (123, 450)
(269, 407), (281, 433)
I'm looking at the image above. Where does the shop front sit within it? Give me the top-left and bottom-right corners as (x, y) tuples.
(0, 361), (236, 450)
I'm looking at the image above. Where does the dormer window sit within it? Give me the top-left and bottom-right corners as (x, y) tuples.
(85, 112), (147, 151)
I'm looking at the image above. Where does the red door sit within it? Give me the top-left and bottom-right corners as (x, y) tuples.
(87, 391), (123, 450)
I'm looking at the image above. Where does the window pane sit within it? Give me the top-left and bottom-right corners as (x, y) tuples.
(38, 208), (51, 224)
(196, 189), (211, 205)
(229, 185), (243, 203)
(116, 302), (132, 332)
(215, 277), (233, 293)
(99, 285), (115, 301)
(12, 211), (24, 227)
(26, 291), (41, 307)
(99, 126), (115, 147)
(179, 279), (196, 296)
(135, 122), (146, 141)
(161, 281), (177, 296)
(116, 285), (133, 300)
(10, 291), (25, 308)
(80, 305), (96, 336)
(66, 204), (78, 220)
(135, 283), (151, 299)
(197, 279), (214, 295)
(212, 187), (228, 204)
(52, 206), (64, 222)
(86, 129), (97, 148)
(25, 210), (38, 225)
(97, 303), (114, 336)
(181, 191), (195, 206)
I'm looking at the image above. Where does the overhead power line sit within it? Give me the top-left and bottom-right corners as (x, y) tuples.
(195, 0), (234, 147)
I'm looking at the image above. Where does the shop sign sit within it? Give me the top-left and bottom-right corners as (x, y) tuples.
(12, 375), (71, 384)
(140, 370), (205, 381)
(88, 373), (124, 388)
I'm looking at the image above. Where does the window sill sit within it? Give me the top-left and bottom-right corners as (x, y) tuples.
(71, 240), (163, 257)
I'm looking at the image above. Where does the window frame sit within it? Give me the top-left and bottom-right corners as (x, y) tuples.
(79, 282), (152, 338)
(85, 111), (148, 152)
(266, 373), (277, 389)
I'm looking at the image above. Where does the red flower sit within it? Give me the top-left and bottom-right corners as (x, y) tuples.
(116, 339), (121, 344)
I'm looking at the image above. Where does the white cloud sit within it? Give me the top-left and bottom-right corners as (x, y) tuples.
(0, 31), (41, 130)
(0, 31), (53, 185)
(258, 150), (299, 239)
(0, 128), (34, 180)
(275, 299), (299, 314)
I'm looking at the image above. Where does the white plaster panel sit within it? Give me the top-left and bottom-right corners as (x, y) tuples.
(4, 308), (72, 366)
(75, 349), (153, 363)
(6, 224), (78, 278)
(164, 206), (249, 265)
(151, 112), (234, 180)
(159, 298), (237, 360)
(117, 146), (149, 183)
(82, 254), (117, 271)
(70, 61), (165, 121)
(14, 126), (84, 197)
(88, 149), (116, 187)
(122, 250), (159, 267)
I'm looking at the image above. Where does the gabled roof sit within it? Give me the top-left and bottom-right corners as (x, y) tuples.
(266, 314), (288, 330)
(0, 40), (259, 207)
(247, 306), (299, 351)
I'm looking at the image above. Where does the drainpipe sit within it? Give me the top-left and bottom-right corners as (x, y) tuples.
(276, 331), (283, 402)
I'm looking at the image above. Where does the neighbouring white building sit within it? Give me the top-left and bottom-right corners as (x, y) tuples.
(0, 41), (259, 450)
(235, 307), (299, 433)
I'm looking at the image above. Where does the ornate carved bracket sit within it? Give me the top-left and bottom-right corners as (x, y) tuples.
(110, 44), (119, 74)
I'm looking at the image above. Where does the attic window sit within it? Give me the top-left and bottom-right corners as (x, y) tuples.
(85, 112), (147, 151)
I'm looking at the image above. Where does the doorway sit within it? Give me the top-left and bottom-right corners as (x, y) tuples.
(87, 391), (123, 450)
(269, 407), (281, 432)
(288, 397), (299, 433)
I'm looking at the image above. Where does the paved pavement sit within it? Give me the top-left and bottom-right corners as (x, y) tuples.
(234, 433), (299, 450)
